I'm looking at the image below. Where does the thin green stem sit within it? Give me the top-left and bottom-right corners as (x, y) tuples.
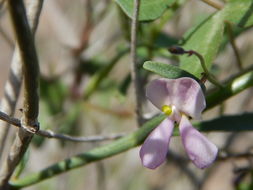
(188, 50), (223, 88)
(168, 47), (223, 88)
(206, 67), (253, 109)
(225, 21), (243, 71)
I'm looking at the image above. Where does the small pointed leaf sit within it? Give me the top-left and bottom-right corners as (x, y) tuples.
(143, 61), (198, 80)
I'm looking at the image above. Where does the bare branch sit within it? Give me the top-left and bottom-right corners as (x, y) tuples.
(0, 110), (125, 143)
(130, 0), (143, 126)
(0, 111), (20, 127)
(0, 0), (42, 188)
(0, 0), (43, 158)
(38, 130), (124, 142)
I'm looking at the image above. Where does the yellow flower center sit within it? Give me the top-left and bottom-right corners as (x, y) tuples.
(162, 105), (172, 116)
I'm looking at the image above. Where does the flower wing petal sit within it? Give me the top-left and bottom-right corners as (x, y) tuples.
(146, 78), (174, 110)
(140, 118), (174, 169)
(146, 77), (205, 118)
(173, 78), (206, 119)
(179, 115), (218, 169)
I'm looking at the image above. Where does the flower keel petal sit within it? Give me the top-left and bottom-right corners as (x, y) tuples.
(179, 115), (218, 169)
(140, 118), (174, 169)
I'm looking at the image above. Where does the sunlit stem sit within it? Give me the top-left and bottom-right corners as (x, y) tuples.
(162, 105), (172, 116)
(187, 50), (223, 88)
(201, 0), (223, 10)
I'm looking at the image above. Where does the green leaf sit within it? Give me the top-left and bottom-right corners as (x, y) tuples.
(223, 0), (253, 28)
(143, 61), (199, 80)
(115, 0), (176, 21)
(179, 0), (253, 78)
(179, 12), (225, 78)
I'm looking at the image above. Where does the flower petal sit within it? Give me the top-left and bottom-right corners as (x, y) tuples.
(146, 77), (205, 119)
(173, 78), (206, 119)
(146, 78), (173, 110)
(140, 118), (174, 169)
(179, 115), (218, 169)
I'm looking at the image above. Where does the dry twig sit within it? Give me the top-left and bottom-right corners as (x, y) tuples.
(0, 110), (124, 143)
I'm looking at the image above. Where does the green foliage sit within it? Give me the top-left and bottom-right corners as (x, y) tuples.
(115, 0), (176, 21)
(40, 78), (67, 114)
(179, 0), (253, 78)
(143, 61), (198, 80)
(224, 0), (253, 28)
(179, 13), (225, 78)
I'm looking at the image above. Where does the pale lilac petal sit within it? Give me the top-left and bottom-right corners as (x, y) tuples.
(140, 118), (174, 169)
(179, 115), (218, 169)
(146, 78), (173, 110)
(173, 78), (206, 119)
(146, 78), (205, 118)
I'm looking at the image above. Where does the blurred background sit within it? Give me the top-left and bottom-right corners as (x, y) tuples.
(1, 0), (253, 189)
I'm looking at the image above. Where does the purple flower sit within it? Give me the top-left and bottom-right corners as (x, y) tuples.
(140, 77), (218, 169)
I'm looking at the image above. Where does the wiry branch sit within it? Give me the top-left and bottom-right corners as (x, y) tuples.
(0, 110), (124, 142)
(39, 131), (124, 142)
(130, 0), (143, 126)
(0, 0), (42, 188)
